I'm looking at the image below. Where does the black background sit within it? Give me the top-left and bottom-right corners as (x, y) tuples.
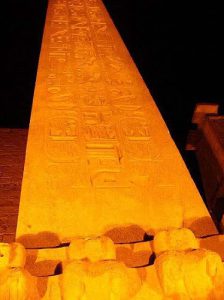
(1, 0), (224, 189)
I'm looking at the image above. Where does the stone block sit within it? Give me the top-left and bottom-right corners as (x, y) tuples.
(60, 260), (141, 300)
(155, 249), (224, 299)
(0, 242), (26, 270)
(116, 241), (152, 267)
(0, 242), (38, 299)
(67, 236), (116, 262)
(16, 0), (217, 247)
(153, 228), (199, 256)
(0, 268), (39, 300)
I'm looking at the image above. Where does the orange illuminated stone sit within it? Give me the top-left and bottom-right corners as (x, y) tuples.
(153, 228), (199, 256)
(15, 0), (217, 248)
(0, 242), (26, 270)
(0, 268), (38, 300)
(61, 260), (141, 299)
(155, 249), (224, 299)
(67, 236), (116, 262)
(0, 242), (38, 299)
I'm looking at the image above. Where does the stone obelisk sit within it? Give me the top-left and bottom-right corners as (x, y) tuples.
(16, 0), (217, 248)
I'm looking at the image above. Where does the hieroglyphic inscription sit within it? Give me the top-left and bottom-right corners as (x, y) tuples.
(49, 117), (79, 141)
(121, 118), (151, 141)
(46, 114), (82, 162)
(16, 0), (217, 245)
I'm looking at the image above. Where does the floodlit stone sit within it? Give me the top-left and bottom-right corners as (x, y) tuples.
(16, 0), (217, 248)
(153, 228), (199, 256)
(0, 268), (39, 300)
(61, 260), (141, 300)
(67, 236), (116, 262)
(155, 251), (186, 297)
(0, 243), (38, 299)
(155, 249), (224, 299)
(0, 243), (26, 270)
(0, 243), (10, 271)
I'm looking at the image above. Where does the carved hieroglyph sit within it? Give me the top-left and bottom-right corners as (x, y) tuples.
(16, 0), (217, 247)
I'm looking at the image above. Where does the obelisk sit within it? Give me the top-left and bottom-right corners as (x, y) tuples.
(16, 0), (217, 248)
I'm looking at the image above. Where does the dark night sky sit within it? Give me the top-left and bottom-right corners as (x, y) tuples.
(1, 0), (224, 172)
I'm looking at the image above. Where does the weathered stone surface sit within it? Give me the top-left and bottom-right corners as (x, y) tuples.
(134, 266), (163, 300)
(0, 268), (39, 300)
(39, 265), (163, 300)
(0, 242), (39, 299)
(16, 0), (216, 248)
(153, 228), (199, 256)
(67, 236), (116, 262)
(16, 234), (224, 277)
(0, 129), (27, 242)
(116, 241), (152, 268)
(25, 241), (152, 276)
(1, 0), (223, 298)
(61, 260), (141, 300)
(2, 242), (224, 299)
(155, 249), (224, 299)
(0, 242), (26, 270)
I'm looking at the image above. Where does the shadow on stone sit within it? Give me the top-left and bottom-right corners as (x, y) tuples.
(104, 224), (153, 244)
(187, 216), (218, 237)
(16, 231), (61, 248)
(116, 246), (153, 268)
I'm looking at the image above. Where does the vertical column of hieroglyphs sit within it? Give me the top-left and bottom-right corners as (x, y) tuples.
(16, 0), (217, 247)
